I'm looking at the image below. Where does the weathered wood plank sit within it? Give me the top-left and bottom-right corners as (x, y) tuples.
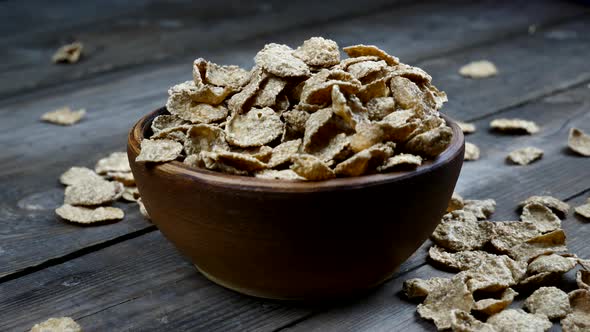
(0, 0), (150, 37)
(3, 15), (590, 176)
(1, 82), (588, 332)
(455, 84), (590, 216)
(3, 2), (588, 280)
(0, 0), (583, 99)
(0, 0), (402, 98)
(0, 231), (314, 332)
(0, 174), (153, 279)
(421, 18), (590, 121)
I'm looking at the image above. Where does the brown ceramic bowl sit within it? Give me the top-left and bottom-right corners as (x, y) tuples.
(128, 108), (464, 300)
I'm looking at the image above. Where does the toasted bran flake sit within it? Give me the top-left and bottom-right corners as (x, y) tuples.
(41, 107), (86, 126)
(459, 60), (498, 79)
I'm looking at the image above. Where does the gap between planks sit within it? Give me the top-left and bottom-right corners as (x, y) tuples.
(0, 226), (155, 285)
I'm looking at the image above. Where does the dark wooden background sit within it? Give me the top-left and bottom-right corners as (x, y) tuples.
(0, 0), (589, 331)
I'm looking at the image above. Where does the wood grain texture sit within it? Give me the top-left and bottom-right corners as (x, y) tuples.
(0, 0), (401, 98)
(0, 0), (583, 99)
(0, 232), (311, 332)
(3, 0), (587, 281)
(1, 67), (588, 332)
(1, 0), (590, 330)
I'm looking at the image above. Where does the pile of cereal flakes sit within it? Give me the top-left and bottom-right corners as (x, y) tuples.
(404, 194), (590, 331)
(55, 152), (149, 224)
(135, 37), (451, 180)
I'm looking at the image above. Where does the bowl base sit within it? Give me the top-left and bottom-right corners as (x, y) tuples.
(194, 264), (395, 301)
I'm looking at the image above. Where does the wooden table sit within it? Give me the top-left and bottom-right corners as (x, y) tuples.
(1, 0), (589, 330)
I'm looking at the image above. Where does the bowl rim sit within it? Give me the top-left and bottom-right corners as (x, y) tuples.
(128, 107), (464, 192)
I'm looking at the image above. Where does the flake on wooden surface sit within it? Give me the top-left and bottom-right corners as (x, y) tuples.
(52, 42), (83, 64)
(105, 171), (135, 186)
(64, 179), (122, 206)
(417, 273), (474, 330)
(95, 152), (131, 174)
(577, 268), (590, 291)
(456, 121), (476, 134)
(450, 310), (496, 332)
(137, 198), (150, 221)
(489, 221), (540, 253)
(524, 286), (571, 319)
(403, 277), (450, 300)
(560, 290), (590, 332)
(121, 186), (140, 202)
(41, 107), (86, 126)
(527, 253), (577, 275)
(464, 142), (480, 161)
(60, 167), (102, 186)
(459, 60), (498, 79)
(56, 204), (124, 224)
(520, 203), (561, 233)
(507, 147), (543, 165)
(463, 199), (496, 220)
(486, 309), (551, 332)
(447, 192), (464, 213)
(30, 316), (82, 332)
(574, 200), (590, 220)
(431, 210), (494, 251)
(568, 128), (590, 157)
(519, 195), (570, 218)
(473, 288), (518, 315)
(506, 229), (568, 262)
(490, 118), (539, 135)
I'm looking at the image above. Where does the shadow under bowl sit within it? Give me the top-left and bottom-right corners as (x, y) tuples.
(128, 107), (465, 300)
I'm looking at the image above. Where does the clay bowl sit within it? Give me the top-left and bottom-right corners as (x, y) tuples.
(128, 107), (465, 300)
